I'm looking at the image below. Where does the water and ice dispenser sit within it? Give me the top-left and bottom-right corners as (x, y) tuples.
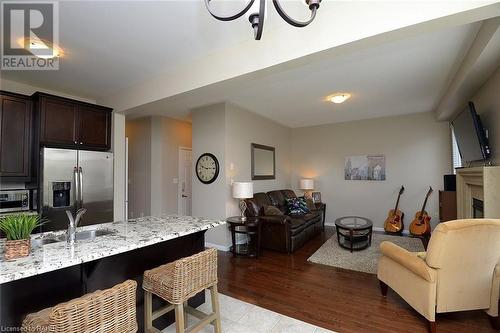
(52, 181), (71, 208)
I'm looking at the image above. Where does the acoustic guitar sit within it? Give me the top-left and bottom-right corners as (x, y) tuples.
(384, 186), (405, 234)
(409, 187), (433, 236)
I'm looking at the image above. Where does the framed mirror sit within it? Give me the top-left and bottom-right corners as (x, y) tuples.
(251, 143), (275, 180)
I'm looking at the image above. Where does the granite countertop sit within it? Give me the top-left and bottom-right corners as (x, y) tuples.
(0, 215), (225, 284)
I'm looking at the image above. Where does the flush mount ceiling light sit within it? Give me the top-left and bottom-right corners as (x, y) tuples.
(204, 0), (322, 40)
(329, 93), (351, 104)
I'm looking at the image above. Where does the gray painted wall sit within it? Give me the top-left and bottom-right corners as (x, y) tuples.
(290, 111), (452, 231)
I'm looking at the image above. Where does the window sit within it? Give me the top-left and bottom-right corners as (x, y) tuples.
(451, 128), (462, 173)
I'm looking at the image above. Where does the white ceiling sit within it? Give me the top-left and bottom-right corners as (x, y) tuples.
(125, 22), (484, 127)
(0, 0), (322, 100)
(2, 1), (498, 127)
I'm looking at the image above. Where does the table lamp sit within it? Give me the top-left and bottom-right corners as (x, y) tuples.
(232, 182), (253, 221)
(299, 179), (314, 199)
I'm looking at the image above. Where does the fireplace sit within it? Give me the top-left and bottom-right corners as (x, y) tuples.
(472, 198), (484, 218)
(456, 167), (500, 219)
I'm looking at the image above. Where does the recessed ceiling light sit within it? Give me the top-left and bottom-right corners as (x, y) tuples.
(17, 37), (64, 59)
(329, 93), (351, 104)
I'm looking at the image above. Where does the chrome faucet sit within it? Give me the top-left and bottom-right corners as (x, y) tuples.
(65, 208), (87, 245)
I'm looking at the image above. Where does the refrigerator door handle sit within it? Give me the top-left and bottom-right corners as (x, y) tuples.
(74, 167), (79, 209)
(78, 167), (84, 207)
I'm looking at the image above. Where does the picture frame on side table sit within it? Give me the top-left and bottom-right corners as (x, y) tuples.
(312, 192), (322, 203)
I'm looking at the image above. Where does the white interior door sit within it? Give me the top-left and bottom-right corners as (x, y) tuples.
(178, 148), (192, 216)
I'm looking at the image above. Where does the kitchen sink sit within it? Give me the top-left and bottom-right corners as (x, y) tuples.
(32, 229), (116, 247)
(32, 237), (60, 247)
(57, 229), (116, 242)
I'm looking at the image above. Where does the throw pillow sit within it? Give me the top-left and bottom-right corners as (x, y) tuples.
(264, 205), (283, 216)
(286, 197), (310, 215)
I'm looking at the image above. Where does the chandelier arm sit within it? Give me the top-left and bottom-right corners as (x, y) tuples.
(272, 0), (318, 28)
(252, 0), (266, 40)
(204, 0), (255, 22)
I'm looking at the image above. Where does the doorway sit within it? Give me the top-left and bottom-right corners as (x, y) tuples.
(178, 147), (192, 215)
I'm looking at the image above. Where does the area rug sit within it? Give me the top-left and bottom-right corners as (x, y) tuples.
(307, 233), (425, 274)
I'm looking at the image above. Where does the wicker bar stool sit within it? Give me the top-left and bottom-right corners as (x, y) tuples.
(142, 248), (221, 333)
(22, 280), (138, 333)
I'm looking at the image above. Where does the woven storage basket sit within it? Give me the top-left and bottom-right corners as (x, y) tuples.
(4, 239), (31, 260)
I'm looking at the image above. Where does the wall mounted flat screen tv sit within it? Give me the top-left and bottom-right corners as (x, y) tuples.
(451, 102), (490, 163)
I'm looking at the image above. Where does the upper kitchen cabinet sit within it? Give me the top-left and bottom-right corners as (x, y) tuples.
(0, 91), (33, 179)
(77, 105), (111, 149)
(34, 93), (112, 151)
(38, 94), (78, 146)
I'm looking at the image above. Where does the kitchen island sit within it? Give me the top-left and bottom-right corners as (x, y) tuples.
(0, 215), (225, 332)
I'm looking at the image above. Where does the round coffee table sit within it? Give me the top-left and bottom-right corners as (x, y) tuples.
(335, 216), (373, 252)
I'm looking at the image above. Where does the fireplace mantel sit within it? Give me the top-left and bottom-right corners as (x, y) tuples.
(456, 166), (500, 219)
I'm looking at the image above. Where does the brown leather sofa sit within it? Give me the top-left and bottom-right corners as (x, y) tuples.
(245, 189), (323, 253)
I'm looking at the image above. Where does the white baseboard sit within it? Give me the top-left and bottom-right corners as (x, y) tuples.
(205, 242), (231, 252)
(372, 226), (410, 235)
(325, 222), (410, 235)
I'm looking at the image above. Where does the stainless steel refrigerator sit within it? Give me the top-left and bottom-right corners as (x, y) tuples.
(42, 148), (113, 231)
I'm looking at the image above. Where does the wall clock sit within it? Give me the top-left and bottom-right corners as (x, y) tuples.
(196, 153), (220, 184)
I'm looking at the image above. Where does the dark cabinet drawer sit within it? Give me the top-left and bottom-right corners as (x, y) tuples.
(0, 92), (32, 179)
(35, 93), (112, 151)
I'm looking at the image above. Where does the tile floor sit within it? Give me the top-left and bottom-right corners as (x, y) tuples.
(162, 290), (335, 333)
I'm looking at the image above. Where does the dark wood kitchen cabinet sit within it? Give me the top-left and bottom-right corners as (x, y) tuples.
(35, 93), (112, 151)
(38, 94), (78, 146)
(0, 91), (32, 179)
(77, 105), (111, 149)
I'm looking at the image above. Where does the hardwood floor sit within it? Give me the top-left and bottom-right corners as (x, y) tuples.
(217, 227), (497, 333)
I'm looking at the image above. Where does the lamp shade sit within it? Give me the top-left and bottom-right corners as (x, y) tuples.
(232, 182), (253, 199)
(299, 179), (314, 190)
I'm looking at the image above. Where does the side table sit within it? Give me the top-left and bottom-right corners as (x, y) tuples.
(226, 216), (262, 258)
(314, 202), (326, 229)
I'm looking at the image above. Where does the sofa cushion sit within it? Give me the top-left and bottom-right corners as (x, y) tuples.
(302, 212), (319, 222)
(286, 197), (310, 215)
(267, 190), (287, 214)
(281, 189), (297, 199)
(245, 198), (260, 217)
(245, 192), (272, 216)
(305, 198), (316, 211)
(254, 192), (272, 208)
(264, 205), (283, 216)
(289, 218), (307, 231)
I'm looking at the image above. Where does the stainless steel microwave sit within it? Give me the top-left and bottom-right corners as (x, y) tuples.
(0, 190), (30, 213)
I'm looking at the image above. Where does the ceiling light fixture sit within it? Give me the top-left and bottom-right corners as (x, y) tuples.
(205, 0), (322, 40)
(329, 93), (351, 104)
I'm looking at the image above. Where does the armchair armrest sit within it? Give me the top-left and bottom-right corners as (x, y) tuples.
(380, 241), (436, 282)
(260, 215), (290, 225)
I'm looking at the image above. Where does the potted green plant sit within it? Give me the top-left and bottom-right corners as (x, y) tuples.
(0, 214), (43, 260)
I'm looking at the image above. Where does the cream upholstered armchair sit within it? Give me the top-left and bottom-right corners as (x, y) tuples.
(377, 219), (500, 333)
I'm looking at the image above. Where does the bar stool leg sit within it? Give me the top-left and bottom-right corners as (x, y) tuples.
(183, 301), (188, 329)
(175, 303), (185, 333)
(144, 290), (153, 332)
(209, 285), (222, 333)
